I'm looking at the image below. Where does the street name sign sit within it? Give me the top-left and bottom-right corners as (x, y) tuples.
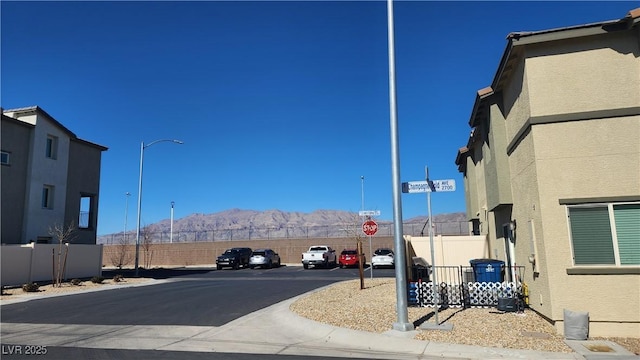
(402, 179), (456, 193)
(359, 210), (381, 217)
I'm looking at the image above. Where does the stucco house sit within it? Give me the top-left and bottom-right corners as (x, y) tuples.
(454, 9), (640, 337)
(1, 106), (108, 245)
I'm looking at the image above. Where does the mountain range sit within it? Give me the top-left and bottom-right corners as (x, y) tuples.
(98, 209), (467, 242)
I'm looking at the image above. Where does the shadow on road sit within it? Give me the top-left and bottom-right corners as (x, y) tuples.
(102, 267), (213, 279)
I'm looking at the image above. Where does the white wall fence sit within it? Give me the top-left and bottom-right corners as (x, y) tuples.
(1, 243), (103, 287)
(406, 235), (489, 267)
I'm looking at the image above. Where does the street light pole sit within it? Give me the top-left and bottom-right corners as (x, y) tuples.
(124, 192), (131, 243)
(387, 0), (412, 331)
(170, 201), (175, 244)
(134, 139), (183, 277)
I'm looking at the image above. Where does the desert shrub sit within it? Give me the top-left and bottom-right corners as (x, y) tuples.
(22, 282), (40, 292)
(113, 274), (124, 282)
(70, 278), (82, 286)
(91, 276), (105, 284)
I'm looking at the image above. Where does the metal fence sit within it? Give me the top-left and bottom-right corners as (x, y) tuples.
(98, 221), (469, 244)
(408, 265), (526, 308)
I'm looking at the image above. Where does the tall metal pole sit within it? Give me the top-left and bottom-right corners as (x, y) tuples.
(387, 0), (412, 331)
(124, 192), (131, 243)
(134, 139), (183, 277)
(170, 201), (175, 244)
(134, 142), (145, 277)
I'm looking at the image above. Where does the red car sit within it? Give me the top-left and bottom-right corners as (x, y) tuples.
(339, 249), (365, 268)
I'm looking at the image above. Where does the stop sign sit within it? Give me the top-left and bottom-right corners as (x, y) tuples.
(362, 220), (378, 236)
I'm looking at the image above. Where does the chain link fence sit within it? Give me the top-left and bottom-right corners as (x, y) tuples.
(99, 221), (469, 244)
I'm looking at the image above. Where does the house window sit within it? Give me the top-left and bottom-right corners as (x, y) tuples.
(568, 202), (640, 266)
(42, 185), (54, 209)
(46, 135), (58, 159)
(79, 195), (93, 229)
(36, 236), (51, 244)
(1, 151), (9, 165)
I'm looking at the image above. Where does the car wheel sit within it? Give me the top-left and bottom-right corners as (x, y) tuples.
(250, 265), (255, 269)
(267, 260), (272, 269)
(303, 263), (309, 269)
(216, 265), (222, 270)
(233, 262), (239, 270)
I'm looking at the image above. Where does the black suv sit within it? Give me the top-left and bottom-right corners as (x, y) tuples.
(216, 247), (252, 270)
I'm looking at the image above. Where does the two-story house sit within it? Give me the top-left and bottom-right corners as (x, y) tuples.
(1, 106), (108, 245)
(455, 9), (639, 337)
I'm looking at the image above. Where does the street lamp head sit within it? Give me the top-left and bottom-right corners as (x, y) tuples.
(144, 139), (184, 148)
(171, 201), (175, 207)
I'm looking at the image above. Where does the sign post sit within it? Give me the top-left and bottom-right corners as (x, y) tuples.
(402, 167), (456, 330)
(362, 218), (378, 279)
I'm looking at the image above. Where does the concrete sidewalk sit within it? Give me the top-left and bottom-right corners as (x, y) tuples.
(1, 280), (637, 360)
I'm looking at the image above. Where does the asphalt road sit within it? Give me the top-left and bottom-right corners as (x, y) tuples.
(1, 265), (397, 360)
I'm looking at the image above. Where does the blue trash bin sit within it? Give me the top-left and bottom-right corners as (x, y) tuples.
(469, 259), (504, 282)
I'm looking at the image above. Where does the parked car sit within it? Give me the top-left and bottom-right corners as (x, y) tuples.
(216, 247), (252, 270)
(249, 249), (281, 269)
(339, 249), (365, 268)
(371, 248), (394, 269)
(301, 245), (337, 269)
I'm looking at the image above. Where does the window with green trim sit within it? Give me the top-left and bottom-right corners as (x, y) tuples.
(568, 202), (640, 266)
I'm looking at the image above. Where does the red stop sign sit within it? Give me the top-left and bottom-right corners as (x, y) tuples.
(362, 220), (378, 236)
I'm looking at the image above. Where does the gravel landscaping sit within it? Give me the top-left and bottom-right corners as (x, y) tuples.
(0, 277), (151, 301)
(289, 278), (640, 355)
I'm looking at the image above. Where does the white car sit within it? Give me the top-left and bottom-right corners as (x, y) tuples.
(371, 248), (395, 269)
(249, 249), (281, 269)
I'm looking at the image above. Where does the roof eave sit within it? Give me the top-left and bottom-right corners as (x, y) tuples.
(468, 86), (494, 127)
(4, 106), (77, 138)
(491, 8), (639, 92)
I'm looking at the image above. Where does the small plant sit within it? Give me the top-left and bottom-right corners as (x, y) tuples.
(91, 276), (105, 284)
(22, 282), (40, 292)
(71, 278), (82, 286)
(113, 274), (124, 282)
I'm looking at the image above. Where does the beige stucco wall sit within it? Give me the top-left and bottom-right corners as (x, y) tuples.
(502, 54), (530, 142)
(507, 132), (554, 319)
(460, 23), (640, 337)
(405, 235), (489, 267)
(463, 157), (477, 220)
(525, 32), (640, 118)
(485, 103), (512, 211)
(532, 117), (640, 336)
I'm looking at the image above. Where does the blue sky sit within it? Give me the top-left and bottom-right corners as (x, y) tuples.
(2, 1), (635, 235)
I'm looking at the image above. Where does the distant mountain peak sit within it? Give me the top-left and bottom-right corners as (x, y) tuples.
(99, 208), (465, 240)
